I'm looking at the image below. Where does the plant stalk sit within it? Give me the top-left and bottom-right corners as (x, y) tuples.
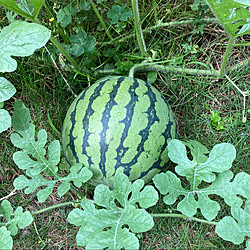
(98, 18), (218, 46)
(129, 63), (221, 77)
(89, 0), (113, 41)
(220, 36), (235, 76)
(31, 201), (78, 216)
(131, 0), (149, 57)
(151, 213), (218, 225)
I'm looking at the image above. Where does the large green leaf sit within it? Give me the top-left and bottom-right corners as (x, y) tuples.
(67, 173), (158, 249)
(11, 100), (92, 202)
(0, 21), (51, 72)
(153, 170), (250, 220)
(0, 0), (45, 19)
(168, 139), (236, 188)
(153, 139), (249, 220)
(216, 199), (250, 246)
(206, 0), (250, 37)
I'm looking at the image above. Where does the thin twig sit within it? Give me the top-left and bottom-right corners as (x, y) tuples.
(225, 74), (249, 123)
(0, 189), (17, 202)
(44, 46), (77, 97)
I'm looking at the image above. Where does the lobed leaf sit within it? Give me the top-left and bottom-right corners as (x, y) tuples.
(67, 173), (157, 249)
(206, 0), (250, 37)
(168, 139), (236, 188)
(0, 227), (12, 250)
(153, 170), (250, 220)
(0, 200), (33, 236)
(216, 199), (250, 246)
(0, 21), (51, 72)
(56, 5), (78, 28)
(58, 164), (93, 196)
(184, 139), (208, 163)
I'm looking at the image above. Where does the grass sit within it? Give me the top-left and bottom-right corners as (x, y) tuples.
(0, 0), (249, 249)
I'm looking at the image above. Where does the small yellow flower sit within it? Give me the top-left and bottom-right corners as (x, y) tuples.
(49, 17), (55, 22)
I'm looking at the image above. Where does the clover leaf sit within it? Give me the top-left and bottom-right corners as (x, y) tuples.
(56, 4), (78, 28)
(107, 4), (132, 24)
(69, 30), (96, 57)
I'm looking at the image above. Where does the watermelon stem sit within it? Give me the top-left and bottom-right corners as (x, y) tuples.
(97, 18), (218, 46)
(151, 213), (218, 225)
(129, 62), (221, 77)
(131, 0), (150, 57)
(220, 36), (235, 76)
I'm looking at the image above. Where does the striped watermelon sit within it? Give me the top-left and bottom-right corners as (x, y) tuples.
(62, 76), (177, 186)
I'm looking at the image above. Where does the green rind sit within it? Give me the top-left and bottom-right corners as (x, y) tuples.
(62, 76), (177, 186)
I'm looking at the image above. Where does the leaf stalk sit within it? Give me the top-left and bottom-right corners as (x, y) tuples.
(151, 213), (218, 225)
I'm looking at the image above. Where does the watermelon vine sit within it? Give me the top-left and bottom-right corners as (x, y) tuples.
(0, 0), (249, 249)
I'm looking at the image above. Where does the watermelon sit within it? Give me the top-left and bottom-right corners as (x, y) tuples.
(62, 76), (177, 186)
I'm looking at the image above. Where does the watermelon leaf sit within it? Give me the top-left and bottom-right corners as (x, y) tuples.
(0, 200), (33, 236)
(215, 199), (250, 246)
(58, 163), (93, 196)
(11, 100), (92, 202)
(0, 77), (16, 103)
(0, 77), (16, 133)
(0, 109), (11, 133)
(0, 227), (12, 250)
(168, 139), (236, 188)
(206, 0), (250, 37)
(153, 139), (249, 220)
(184, 139), (209, 163)
(0, 21), (51, 73)
(67, 173), (158, 249)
